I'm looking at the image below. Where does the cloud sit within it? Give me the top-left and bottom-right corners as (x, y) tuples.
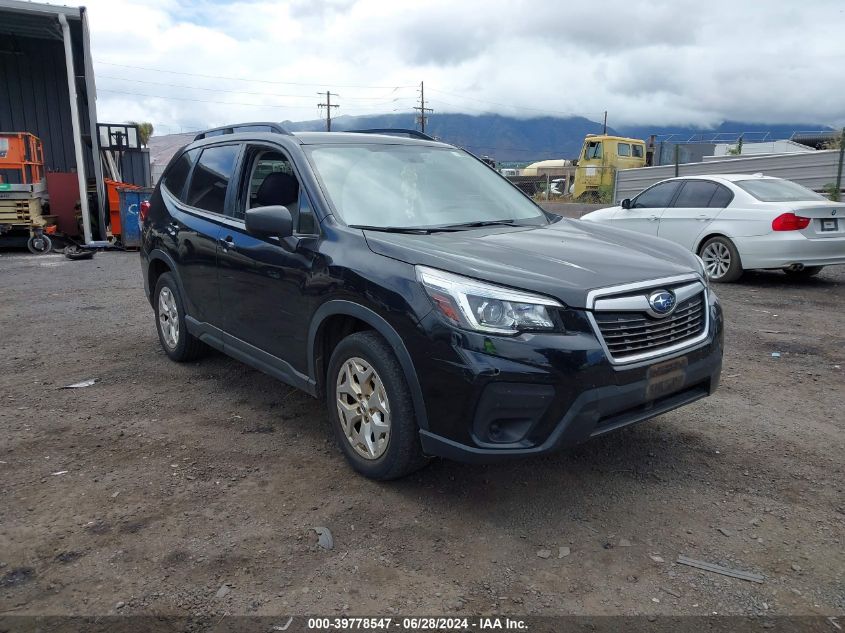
(62, 0), (845, 134)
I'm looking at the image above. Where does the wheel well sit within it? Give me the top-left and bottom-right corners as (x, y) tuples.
(148, 258), (171, 297)
(695, 232), (731, 255)
(314, 315), (373, 396)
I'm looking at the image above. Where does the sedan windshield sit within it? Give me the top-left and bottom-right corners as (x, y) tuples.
(734, 178), (827, 202)
(307, 144), (547, 229)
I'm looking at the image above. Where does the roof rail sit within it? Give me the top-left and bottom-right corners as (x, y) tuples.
(347, 128), (435, 141)
(193, 122), (291, 141)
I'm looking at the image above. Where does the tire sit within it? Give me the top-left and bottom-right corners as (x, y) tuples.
(783, 266), (824, 279)
(27, 234), (52, 255)
(326, 331), (428, 480)
(699, 236), (744, 283)
(153, 272), (206, 362)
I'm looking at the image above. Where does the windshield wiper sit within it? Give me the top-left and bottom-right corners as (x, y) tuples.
(350, 224), (462, 234)
(440, 219), (523, 229)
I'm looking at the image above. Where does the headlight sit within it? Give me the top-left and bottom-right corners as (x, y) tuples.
(694, 255), (710, 288)
(416, 265), (563, 334)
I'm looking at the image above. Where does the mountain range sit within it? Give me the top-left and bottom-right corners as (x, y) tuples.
(282, 113), (833, 163)
(149, 114), (834, 169)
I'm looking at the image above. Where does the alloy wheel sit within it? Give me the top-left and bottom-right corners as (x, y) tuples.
(335, 357), (391, 460)
(158, 286), (180, 349)
(701, 241), (731, 280)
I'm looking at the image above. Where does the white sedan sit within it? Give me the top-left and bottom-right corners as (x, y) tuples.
(581, 174), (845, 282)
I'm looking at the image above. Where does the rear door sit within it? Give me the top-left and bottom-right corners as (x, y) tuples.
(614, 180), (681, 235)
(658, 180), (731, 250)
(156, 146), (233, 327)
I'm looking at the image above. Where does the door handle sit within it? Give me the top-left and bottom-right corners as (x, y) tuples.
(648, 215), (659, 222)
(220, 235), (235, 251)
(696, 215), (712, 221)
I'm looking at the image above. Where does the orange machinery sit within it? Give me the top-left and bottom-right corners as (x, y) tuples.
(0, 132), (56, 253)
(0, 132), (44, 185)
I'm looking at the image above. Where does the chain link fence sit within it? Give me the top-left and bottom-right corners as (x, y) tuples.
(505, 175), (573, 200)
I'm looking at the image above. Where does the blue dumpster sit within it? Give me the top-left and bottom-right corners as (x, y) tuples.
(117, 187), (152, 248)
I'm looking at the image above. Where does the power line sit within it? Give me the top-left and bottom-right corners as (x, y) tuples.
(413, 81), (434, 134)
(94, 60), (415, 90)
(318, 91), (340, 131)
(97, 88), (406, 113)
(97, 75), (410, 101)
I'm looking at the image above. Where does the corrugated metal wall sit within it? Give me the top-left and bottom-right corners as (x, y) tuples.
(120, 149), (152, 187)
(0, 35), (78, 172)
(614, 150), (843, 202)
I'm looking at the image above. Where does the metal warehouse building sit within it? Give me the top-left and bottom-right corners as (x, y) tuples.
(0, 0), (104, 242)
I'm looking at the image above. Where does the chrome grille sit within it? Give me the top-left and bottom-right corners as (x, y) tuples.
(590, 279), (708, 363)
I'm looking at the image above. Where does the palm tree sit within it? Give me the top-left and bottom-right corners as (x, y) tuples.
(129, 121), (154, 147)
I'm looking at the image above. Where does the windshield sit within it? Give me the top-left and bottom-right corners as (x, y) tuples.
(307, 145), (547, 229)
(735, 178), (827, 202)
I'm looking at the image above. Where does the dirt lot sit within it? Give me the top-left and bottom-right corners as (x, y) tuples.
(1, 250), (843, 618)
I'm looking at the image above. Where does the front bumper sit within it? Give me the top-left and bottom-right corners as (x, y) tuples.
(411, 293), (724, 463)
(734, 233), (845, 269)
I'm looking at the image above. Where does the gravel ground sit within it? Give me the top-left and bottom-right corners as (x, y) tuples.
(0, 250), (843, 618)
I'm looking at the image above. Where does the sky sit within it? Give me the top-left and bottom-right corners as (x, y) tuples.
(63, 0), (845, 135)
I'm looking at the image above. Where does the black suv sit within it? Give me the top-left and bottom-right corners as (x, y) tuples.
(141, 124), (723, 480)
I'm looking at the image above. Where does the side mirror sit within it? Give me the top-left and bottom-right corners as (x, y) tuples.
(245, 205), (293, 238)
(621, 198), (632, 209)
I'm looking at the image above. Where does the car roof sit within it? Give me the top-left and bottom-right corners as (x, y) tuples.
(667, 173), (778, 183)
(186, 130), (452, 151)
(293, 131), (451, 147)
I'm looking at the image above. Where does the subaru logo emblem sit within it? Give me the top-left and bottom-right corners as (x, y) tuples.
(648, 290), (676, 316)
(833, 209), (838, 216)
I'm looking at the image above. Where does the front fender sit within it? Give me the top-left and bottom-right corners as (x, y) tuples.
(308, 300), (430, 431)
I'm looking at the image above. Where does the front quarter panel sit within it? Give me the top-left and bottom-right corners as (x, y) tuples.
(581, 206), (619, 222)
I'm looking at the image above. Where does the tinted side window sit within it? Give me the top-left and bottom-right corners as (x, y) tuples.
(708, 185), (733, 208)
(617, 143), (631, 157)
(672, 181), (719, 207)
(632, 145), (644, 158)
(632, 181), (681, 208)
(163, 148), (199, 200)
(186, 145), (240, 214)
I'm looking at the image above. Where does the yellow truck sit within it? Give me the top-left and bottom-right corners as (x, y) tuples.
(572, 134), (647, 201)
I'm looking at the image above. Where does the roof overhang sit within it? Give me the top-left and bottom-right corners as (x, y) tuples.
(0, 0), (82, 40)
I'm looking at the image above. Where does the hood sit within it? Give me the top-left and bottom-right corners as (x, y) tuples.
(364, 218), (701, 309)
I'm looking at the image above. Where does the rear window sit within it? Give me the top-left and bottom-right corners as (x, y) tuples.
(709, 185), (733, 208)
(735, 178), (826, 202)
(186, 145), (240, 214)
(672, 181), (719, 207)
(163, 148), (199, 200)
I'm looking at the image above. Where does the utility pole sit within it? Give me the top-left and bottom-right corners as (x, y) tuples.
(602, 110), (607, 135)
(414, 81), (433, 134)
(317, 91), (339, 131)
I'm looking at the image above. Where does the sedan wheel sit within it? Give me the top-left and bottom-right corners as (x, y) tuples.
(335, 356), (391, 460)
(699, 236), (743, 283)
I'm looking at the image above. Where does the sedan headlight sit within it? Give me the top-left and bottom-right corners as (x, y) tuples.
(694, 255), (711, 288)
(416, 265), (563, 335)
